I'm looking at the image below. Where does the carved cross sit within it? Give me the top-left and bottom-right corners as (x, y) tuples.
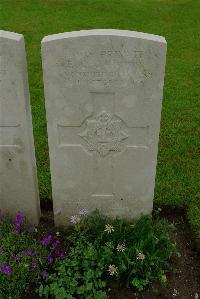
(57, 92), (149, 198)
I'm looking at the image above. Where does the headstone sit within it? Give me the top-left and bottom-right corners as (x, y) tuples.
(0, 30), (40, 224)
(42, 29), (167, 226)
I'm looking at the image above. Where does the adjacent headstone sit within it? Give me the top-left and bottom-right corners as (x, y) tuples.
(0, 30), (40, 224)
(42, 29), (167, 226)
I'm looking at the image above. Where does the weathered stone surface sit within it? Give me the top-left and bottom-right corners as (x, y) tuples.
(0, 30), (40, 224)
(42, 29), (167, 226)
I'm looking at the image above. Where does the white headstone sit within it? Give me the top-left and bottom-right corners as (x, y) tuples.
(42, 29), (167, 226)
(0, 30), (40, 224)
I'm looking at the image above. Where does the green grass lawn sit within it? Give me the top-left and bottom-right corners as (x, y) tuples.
(1, 0), (200, 237)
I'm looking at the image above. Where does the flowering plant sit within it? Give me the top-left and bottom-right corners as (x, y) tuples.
(0, 210), (63, 299)
(39, 210), (179, 298)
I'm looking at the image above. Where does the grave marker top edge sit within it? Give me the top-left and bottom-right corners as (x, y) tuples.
(0, 30), (23, 41)
(41, 29), (166, 45)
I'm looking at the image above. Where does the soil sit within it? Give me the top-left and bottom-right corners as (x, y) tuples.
(24, 209), (200, 299)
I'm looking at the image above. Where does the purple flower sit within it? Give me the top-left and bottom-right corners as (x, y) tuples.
(0, 248), (3, 254)
(15, 255), (20, 262)
(31, 261), (38, 269)
(48, 256), (54, 264)
(1, 264), (12, 276)
(14, 228), (20, 234)
(51, 240), (60, 249)
(59, 252), (65, 259)
(41, 235), (52, 246)
(16, 211), (24, 222)
(26, 225), (34, 232)
(10, 253), (21, 261)
(33, 249), (39, 256)
(55, 249), (61, 255)
(14, 211), (24, 234)
(23, 249), (32, 256)
(40, 270), (48, 279)
(15, 212), (24, 227)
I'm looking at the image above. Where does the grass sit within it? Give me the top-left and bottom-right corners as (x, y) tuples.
(0, 0), (199, 237)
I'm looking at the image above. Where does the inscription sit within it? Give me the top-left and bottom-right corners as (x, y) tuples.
(64, 71), (118, 78)
(63, 70), (119, 87)
(58, 47), (154, 86)
(100, 49), (144, 59)
(100, 50), (123, 56)
(79, 111), (128, 157)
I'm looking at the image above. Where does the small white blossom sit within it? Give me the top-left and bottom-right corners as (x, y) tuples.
(137, 252), (146, 261)
(79, 208), (90, 216)
(173, 289), (179, 296)
(34, 228), (38, 233)
(108, 264), (118, 276)
(104, 224), (114, 233)
(116, 243), (126, 252)
(70, 215), (81, 224)
(56, 231), (60, 236)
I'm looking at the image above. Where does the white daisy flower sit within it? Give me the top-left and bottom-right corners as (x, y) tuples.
(79, 208), (90, 216)
(104, 224), (114, 233)
(116, 243), (126, 252)
(70, 215), (81, 224)
(137, 252), (146, 261)
(108, 264), (118, 276)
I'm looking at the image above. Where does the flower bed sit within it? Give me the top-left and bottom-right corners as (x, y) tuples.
(0, 209), (180, 299)
(0, 210), (64, 299)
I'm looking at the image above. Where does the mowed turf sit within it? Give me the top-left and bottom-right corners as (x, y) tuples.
(1, 0), (200, 237)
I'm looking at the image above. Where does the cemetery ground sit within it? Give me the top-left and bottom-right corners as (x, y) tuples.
(0, 0), (200, 298)
(1, 0), (199, 241)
